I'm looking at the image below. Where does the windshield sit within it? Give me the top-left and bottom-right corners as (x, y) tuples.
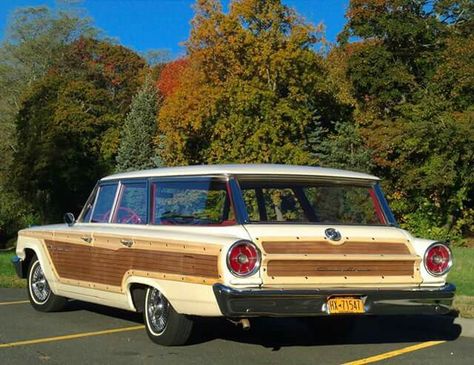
(237, 178), (388, 225)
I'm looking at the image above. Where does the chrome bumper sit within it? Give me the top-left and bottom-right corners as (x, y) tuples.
(213, 283), (456, 317)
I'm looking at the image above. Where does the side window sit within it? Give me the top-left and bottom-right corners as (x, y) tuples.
(151, 179), (234, 225)
(80, 186), (97, 223)
(90, 184), (118, 223)
(112, 182), (148, 224)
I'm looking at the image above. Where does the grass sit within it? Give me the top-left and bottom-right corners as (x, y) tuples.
(453, 296), (474, 319)
(449, 247), (474, 318)
(449, 247), (474, 297)
(0, 250), (26, 288)
(0, 247), (473, 316)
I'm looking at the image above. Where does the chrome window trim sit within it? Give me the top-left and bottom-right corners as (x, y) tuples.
(108, 181), (122, 224)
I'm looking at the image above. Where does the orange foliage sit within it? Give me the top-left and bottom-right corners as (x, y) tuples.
(156, 58), (189, 98)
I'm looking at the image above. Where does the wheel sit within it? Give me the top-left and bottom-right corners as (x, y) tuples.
(27, 255), (67, 312)
(143, 286), (193, 346)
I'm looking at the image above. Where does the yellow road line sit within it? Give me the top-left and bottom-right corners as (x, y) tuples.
(342, 340), (446, 365)
(0, 325), (145, 349)
(0, 300), (29, 306)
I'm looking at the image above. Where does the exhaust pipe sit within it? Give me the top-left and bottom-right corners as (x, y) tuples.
(240, 318), (250, 330)
(228, 318), (251, 330)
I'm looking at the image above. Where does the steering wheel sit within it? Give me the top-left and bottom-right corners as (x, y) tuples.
(117, 206), (142, 224)
(101, 207), (142, 224)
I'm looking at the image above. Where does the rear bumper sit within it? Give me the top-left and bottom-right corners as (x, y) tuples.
(213, 283), (456, 317)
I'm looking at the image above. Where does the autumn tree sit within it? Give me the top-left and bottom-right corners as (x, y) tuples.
(339, 0), (474, 240)
(0, 5), (98, 245)
(157, 58), (189, 98)
(0, 6), (98, 176)
(158, 0), (350, 166)
(116, 77), (162, 172)
(13, 38), (145, 222)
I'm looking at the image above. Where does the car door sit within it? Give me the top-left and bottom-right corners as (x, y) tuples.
(90, 180), (149, 290)
(47, 182), (119, 288)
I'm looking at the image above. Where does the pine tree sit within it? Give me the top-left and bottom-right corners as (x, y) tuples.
(116, 78), (161, 172)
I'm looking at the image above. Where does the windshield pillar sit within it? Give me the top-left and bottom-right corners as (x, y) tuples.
(374, 183), (398, 226)
(228, 176), (249, 224)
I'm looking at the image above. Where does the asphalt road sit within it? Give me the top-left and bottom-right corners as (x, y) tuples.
(0, 288), (473, 365)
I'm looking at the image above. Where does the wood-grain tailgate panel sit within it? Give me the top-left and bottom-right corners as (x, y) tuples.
(46, 240), (219, 287)
(267, 260), (414, 277)
(261, 239), (419, 283)
(263, 241), (410, 255)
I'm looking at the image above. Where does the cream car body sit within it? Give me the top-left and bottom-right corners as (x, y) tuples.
(13, 164), (455, 345)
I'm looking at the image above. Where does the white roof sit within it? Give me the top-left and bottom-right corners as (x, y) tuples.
(101, 164), (379, 182)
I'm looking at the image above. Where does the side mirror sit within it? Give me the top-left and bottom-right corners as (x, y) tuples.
(64, 212), (76, 226)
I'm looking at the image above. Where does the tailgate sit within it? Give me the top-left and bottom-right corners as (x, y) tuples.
(244, 225), (422, 288)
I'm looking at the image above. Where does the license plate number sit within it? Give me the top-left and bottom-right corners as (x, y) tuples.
(328, 297), (365, 314)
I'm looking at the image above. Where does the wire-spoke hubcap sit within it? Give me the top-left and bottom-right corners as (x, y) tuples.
(146, 288), (170, 335)
(30, 261), (50, 303)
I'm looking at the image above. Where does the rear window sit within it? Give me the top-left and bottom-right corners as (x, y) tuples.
(238, 179), (385, 225)
(151, 178), (234, 225)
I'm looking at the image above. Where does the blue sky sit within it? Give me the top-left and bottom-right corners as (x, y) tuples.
(0, 0), (348, 58)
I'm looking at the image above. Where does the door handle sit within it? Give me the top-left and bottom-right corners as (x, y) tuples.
(121, 239), (134, 247)
(81, 236), (92, 243)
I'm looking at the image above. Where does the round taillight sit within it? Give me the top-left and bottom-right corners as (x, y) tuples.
(424, 243), (452, 276)
(227, 241), (260, 277)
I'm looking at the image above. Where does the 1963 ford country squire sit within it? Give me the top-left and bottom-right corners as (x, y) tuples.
(12, 164), (455, 345)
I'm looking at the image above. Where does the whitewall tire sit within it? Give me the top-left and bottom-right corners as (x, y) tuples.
(27, 256), (67, 312)
(143, 286), (193, 346)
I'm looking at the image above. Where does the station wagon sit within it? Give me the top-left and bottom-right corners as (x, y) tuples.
(13, 164), (455, 345)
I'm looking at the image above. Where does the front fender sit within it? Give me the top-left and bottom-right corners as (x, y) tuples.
(16, 237), (61, 294)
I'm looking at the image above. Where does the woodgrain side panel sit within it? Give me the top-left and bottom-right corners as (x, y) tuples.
(45, 240), (219, 287)
(267, 259), (415, 277)
(262, 241), (410, 255)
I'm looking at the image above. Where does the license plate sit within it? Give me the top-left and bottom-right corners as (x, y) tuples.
(328, 297), (365, 314)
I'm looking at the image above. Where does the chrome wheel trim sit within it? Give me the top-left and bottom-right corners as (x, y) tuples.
(29, 260), (51, 305)
(145, 287), (170, 336)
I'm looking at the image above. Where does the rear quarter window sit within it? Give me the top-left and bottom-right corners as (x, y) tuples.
(151, 179), (234, 225)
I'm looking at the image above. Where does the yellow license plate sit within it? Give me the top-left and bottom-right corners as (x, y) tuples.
(328, 297), (365, 314)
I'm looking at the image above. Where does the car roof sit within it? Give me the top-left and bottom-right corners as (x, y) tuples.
(101, 164), (379, 182)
